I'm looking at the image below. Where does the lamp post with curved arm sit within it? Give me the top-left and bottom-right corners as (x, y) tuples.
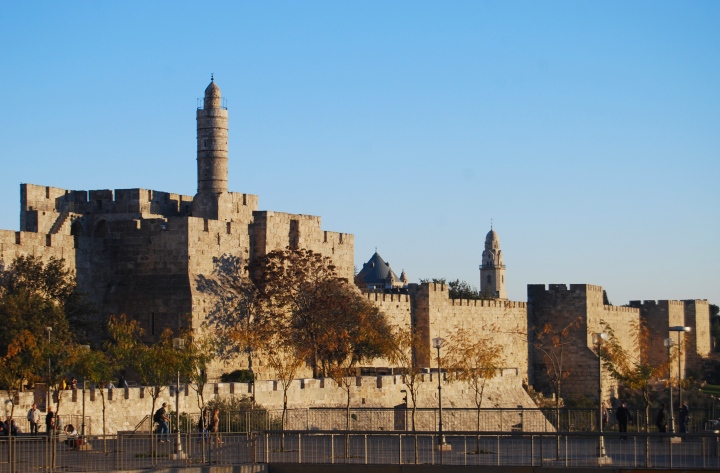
(172, 338), (186, 460)
(593, 332), (608, 460)
(664, 337), (675, 433)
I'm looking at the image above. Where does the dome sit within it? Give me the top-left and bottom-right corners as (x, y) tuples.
(204, 77), (222, 108)
(485, 229), (499, 243)
(205, 80), (221, 97)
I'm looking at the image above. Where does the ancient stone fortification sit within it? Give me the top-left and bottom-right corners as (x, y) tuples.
(2, 371), (536, 434)
(0, 80), (714, 414)
(527, 284), (710, 403)
(629, 299), (711, 379)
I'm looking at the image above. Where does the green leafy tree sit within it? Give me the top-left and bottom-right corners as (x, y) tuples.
(71, 346), (114, 447)
(181, 331), (217, 412)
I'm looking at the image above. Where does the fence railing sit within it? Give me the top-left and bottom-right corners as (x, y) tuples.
(1, 430), (719, 472)
(253, 430), (720, 469)
(173, 407), (714, 435)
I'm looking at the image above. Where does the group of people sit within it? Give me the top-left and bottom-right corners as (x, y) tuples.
(600, 400), (691, 438)
(0, 416), (21, 436)
(655, 400), (691, 434)
(152, 403), (221, 444)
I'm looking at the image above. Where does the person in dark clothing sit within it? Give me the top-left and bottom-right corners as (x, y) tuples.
(656, 403), (668, 433)
(679, 400), (690, 434)
(616, 402), (632, 440)
(45, 405), (56, 436)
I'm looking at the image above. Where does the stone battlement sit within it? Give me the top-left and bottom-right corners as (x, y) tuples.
(602, 304), (639, 314)
(629, 299), (686, 308)
(21, 183), (259, 224)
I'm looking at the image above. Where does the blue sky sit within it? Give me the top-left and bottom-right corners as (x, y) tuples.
(1, 1), (718, 305)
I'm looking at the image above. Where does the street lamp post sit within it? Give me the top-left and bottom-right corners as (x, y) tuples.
(669, 326), (691, 435)
(593, 332), (608, 459)
(172, 338), (185, 460)
(80, 345), (90, 437)
(432, 337), (450, 458)
(46, 327), (52, 412)
(664, 337), (675, 433)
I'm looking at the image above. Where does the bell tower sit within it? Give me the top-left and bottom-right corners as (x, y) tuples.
(479, 227), (507, 299)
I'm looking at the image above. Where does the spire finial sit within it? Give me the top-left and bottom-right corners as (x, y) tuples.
(211, 73), (214, 82)
(491, 218), (493, 230)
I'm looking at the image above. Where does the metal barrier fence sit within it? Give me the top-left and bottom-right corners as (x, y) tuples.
(0, 433), (253, 473)
(176, 407), (714, 434)
(1, 430), (719, 472)
(253, 430), (720, 469)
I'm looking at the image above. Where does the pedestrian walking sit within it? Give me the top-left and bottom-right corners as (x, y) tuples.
(45, 405), (56, 436)
(154, 403), (170, 442)
(208, 408), (221, 445)
(616, 401), (632, 440)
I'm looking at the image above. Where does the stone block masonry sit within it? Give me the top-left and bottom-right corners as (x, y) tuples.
(1, 371), (536, 434)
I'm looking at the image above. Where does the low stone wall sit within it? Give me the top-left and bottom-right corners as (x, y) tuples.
(1, 370), (537, 434)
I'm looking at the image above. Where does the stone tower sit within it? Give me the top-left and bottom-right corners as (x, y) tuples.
(197, 77), (228, 193)
(479, 228), (507, 299)
(193, 77), (229, 219)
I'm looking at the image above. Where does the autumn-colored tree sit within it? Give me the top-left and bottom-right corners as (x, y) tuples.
(447, 328), (503, 438)
(387, 326), (429, 432)
(533, 318), (582, 412)
(600, 320), (671, 432)
(251, 248), (340, 377)
(0, 330), (41, 418)
(323, 283), (394, 430)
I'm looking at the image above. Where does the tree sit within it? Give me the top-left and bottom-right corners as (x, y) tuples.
(321, 283), (394, 430)
(447, 328), (503, 447)
(531, 317), (581, 459)
(105, 314), (182, 424)
(387, 326), (429, 432)
(0, 330), (41, 418)
(181, 331), (217, 413)
(136, 330), (185, 424)
(600, 320), (671, 432)
(533, 318), (581, 412)
(71, 346), (114, 448)
(0, 255), (96, 351)
(251, 248), (339, 378)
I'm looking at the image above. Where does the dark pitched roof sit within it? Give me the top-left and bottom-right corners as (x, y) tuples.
(356, 251), (399, 285)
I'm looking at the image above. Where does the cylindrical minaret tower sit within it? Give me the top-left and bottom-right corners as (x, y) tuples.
(479, 228), (507, 299)
(197, 76), (228, 194)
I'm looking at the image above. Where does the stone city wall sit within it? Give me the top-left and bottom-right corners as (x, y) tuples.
(527, 284), (640, 403)
(413, 283), (529, 382)
(1, 371), (536, 434)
